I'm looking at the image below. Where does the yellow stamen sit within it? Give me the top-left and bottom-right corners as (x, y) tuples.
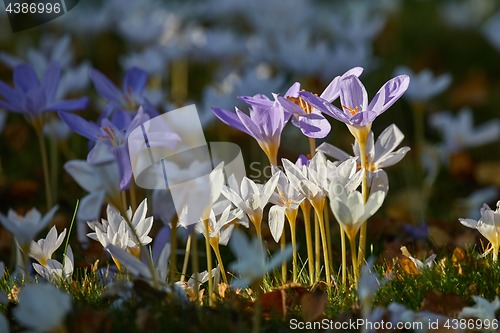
(342, 105), (360, 115)
(287, 96), (313, 114)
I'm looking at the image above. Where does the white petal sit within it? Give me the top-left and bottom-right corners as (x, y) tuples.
(268, 205), (286, 243)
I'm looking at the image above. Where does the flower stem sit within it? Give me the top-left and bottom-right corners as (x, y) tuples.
(280, 227), (287, 284)
(34, 123), (53, 210)
(349, 235), (358, 286)
(169, 216), (179, 283)
(285, 209), (298, 283)
(180, 233), (192, 283)
(340, 224), (347, 286)
(324, 205), (333, 278)
(48, 120), (59, 205)
(313, 199), (331, 286)
(204, 220), (214, 307)
(308, 137), (316, 158)
(211, 241), (228, 284)
(314, 210), (320, 283)
(191, 232), (200, 304)
(129, 179), (137, 211)
(357, 139), (369, 272)
(300, 201), (314, 283)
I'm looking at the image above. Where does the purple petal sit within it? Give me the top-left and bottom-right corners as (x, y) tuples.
(152, 226), (170, 261)
(340, 76), (368, 113)
(276, 95), (306, 116)
(300, 92), (349, 123)
(111, 109), (132, 131)
(319, 76), (341, 102)
(284, 82), (301, 98)
(25, 87), (47, 116)
(90, 69), (124, 105)
(320, 67), (364, 102)
(42, 62), (61, 101)
(368, 75), (410, 115)
(297, 112), (331, 138)
(111, 145), (133, 190)
(59, 111), (101, 140)
(238, 94), (274, 109)
(13, 64), (39, 93)
(123, 67), (148, 96)
(212, 107), (251, 135)
(349, 111), (377, 126)
(0, 81), (23, 109)
(47, 97), (89, 111)
(236, 107), (264, 141)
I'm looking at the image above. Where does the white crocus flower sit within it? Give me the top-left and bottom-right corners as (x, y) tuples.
(282, 153), (328, 209)
(29, 226), (66, 266)
(394, 66), (451, 102)
(459, 295), (500, 323)
(268, 170), (305, 242)
(13, 284), (72, 333)
(229, 230), (292, 288)
(87, 204), (130, 251)
(222, 172), (279, 239)
(0, 205), (58, 251)
(327, 157), (364, 195)
(121, 198), (154, 249)
(400, 246), (436, 272)
(459, 201), (500, 261)
(429, 108), (500, 157)
(328, 176), (387, 241)
(318, 124), (410, 177)
(195, 205), (246, 246)
(33, 246), (74, 282)
(88, 198), (154, 270)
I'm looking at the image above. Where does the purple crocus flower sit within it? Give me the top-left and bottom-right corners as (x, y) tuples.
(277, 67), (363, 138)
(0, 62), (88, 121)
(212, 94), (291, 165)
(60, 107), (150, 190)
(302, 74), (410, 143)
(90, 66), (158, 118)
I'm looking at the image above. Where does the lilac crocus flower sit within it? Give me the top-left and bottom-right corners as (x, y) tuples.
(303, 74), (410, 144)
(277, 67), (363, 138)
(0, 62), (88, 121)
(60, 108), (150, 190)
(90, 66), (158, 118)
(212, 94), (291, 165)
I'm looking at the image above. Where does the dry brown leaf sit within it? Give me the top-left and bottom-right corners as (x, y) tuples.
(300, 286), (328, 322)
(420, 290), (466, 317)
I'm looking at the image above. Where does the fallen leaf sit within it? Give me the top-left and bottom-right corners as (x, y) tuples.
(420, 290), (466, 317)
(300, 285), (328, 322)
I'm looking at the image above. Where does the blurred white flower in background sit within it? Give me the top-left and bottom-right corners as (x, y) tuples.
(459, 295), (500, 323)
(395, 66), (452, 102)
(13, 284), (72, 333)
(429, 108), (500, 158)
(229, 230), (292, 288)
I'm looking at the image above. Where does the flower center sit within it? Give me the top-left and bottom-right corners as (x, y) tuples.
(98, 127), (120, 146)
(287, 96), (313, 114)
(279, 193), (293, 208)
(342, 105), (360, 115)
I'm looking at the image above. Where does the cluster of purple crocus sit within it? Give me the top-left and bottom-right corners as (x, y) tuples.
(212, 67), (410, 164)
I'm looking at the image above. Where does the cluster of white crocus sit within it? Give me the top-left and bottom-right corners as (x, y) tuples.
(30, 226), (74, 282)
(87, 198), (153, 270)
